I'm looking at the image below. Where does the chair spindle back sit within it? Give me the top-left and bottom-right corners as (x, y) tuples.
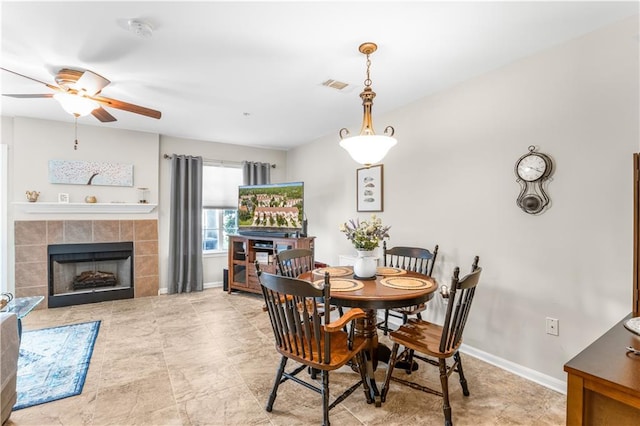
(275, 248), (315, 278)
(383, 242), (439, 276)
(258, 262), (332, 364)
(440, 256), (481, 354)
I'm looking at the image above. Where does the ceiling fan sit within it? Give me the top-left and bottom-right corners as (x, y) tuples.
(1, 67), (162, 122)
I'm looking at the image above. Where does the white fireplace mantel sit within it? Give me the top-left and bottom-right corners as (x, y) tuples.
(13, 202), (157, 214)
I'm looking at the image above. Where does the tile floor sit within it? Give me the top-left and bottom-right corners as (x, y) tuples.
(7, 288), (566, 425)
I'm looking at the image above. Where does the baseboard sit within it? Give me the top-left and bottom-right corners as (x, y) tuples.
(158, 281), (222, 295)
(459, 344), (566, 395)
(383, 314), (567, 395)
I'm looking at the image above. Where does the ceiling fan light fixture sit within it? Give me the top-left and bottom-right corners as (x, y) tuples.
(339, 42), (397, 167)
(53, 93), (99, 117)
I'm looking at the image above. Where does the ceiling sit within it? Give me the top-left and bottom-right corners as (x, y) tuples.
(1, 1), (638, 150)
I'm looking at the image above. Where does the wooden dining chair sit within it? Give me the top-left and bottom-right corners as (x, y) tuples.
(275, 248), (342, 379)
(377, 242), (439, 335)
(381, 256), (481, 426)
(256, 261), (371, 426)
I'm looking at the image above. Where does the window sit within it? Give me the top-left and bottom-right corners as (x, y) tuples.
(202, 163), (243, 253)
(202, 208), (237, 251)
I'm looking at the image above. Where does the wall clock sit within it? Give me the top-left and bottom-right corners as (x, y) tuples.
(515, 146), (553, 214)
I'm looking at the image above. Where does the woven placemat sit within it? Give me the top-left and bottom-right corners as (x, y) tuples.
(313, 278), (364, 292)
(380, 276), (433, 290)
(312, 266), (352, 277)
(376, 267), (408, 276)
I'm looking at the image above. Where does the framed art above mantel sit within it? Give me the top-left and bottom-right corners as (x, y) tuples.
(357, 164), (383, 212)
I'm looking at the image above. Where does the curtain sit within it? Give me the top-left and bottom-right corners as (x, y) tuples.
(242, 161), (271, 185)
(168, 155), (203, 294)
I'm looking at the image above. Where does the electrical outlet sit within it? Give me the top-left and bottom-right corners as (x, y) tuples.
(546, 317), (559, 336)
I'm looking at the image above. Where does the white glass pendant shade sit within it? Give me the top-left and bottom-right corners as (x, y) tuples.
(339, 134), (397, 166)
(53, 93), (99, 117)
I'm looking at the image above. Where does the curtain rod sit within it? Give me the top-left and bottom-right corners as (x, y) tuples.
(162, 154), (276, 168)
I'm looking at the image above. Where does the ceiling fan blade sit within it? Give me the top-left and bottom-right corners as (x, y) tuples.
(91, 106), (117, 122)
(92, 95), (161, 119)
(1, 67), (59, 91)
(75, 70), (110, 96)
(3, 93), (54, 98)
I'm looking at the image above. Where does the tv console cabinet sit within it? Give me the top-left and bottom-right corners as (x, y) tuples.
(227, 235), (315, 294)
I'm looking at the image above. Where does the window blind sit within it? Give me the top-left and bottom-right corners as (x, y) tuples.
(202, 164), (243, 209)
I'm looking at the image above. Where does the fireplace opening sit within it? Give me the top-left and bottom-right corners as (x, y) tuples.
(48, 242), (134, 308)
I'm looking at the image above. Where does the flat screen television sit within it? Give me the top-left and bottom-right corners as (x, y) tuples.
(237, 182), (304, 237)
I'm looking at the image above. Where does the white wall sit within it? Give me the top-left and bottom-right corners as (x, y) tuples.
(10, 118), (160, 211)
(158, 135), (287, 292)
(0, 144), (8, 293)
(287, 16), (639, 384)
(1, 118), (14, 294)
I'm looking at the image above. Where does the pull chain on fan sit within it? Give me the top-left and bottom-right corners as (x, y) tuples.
(74, 116), (79, 150)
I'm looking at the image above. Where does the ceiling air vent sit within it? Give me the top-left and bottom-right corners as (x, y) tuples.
(322, 79), (349, 91)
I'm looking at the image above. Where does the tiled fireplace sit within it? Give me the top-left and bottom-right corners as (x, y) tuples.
(14, 220), (159, 308)
(48, 241), (134, 307)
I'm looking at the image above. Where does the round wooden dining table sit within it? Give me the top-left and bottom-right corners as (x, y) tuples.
(299, 266), (438, 406)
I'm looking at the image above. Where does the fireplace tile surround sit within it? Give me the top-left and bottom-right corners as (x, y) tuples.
(14, 219), (159, 308)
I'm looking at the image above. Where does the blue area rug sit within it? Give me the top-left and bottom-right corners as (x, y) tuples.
(14, 321), (100, 410)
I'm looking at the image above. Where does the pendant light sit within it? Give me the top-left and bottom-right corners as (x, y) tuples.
(339, 42), (397, 167)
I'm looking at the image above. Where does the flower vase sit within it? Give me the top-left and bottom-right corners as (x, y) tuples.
(353, 250), (377, 280)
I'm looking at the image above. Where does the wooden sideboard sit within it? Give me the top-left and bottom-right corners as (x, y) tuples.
(227, 235), (314, 294)
(564, 314), (640, 425)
